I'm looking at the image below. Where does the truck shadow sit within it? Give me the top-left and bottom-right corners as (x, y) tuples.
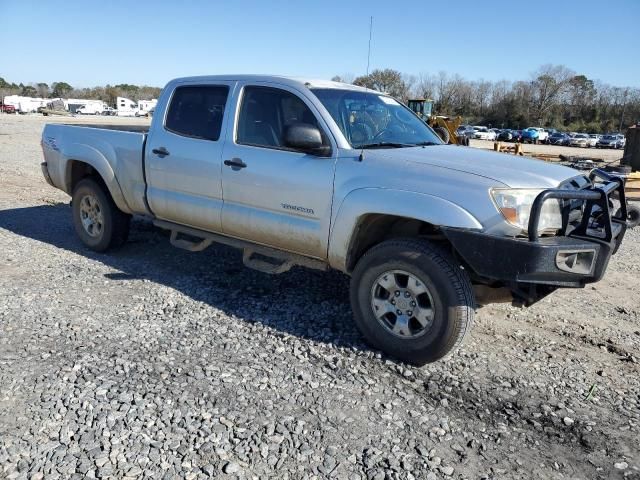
(0, 204), (368, 353)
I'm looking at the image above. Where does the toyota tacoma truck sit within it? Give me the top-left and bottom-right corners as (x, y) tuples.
(40, 75), (629, 365)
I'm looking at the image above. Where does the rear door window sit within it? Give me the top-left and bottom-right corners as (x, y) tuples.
(165, 85), (229, 141)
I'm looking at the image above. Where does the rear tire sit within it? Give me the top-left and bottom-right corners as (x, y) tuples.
(350, 238), (475, 365)
(72, 178), (131, 252)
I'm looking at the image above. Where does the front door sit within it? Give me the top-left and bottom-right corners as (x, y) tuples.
(220, 83), (336, 258)
(145, 82), (234, 232)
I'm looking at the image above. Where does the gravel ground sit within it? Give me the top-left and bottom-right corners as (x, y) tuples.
(1, 114), (639, 480)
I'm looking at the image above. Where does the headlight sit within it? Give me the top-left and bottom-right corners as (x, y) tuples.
(491, 189), (562, 234)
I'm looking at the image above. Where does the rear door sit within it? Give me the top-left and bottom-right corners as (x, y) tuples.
(145, 82), (235, 232)
(220, 83), (337, 258)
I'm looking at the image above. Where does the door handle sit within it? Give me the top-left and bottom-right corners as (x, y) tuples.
(152, 147), (170, 157)
(224, 158), (247, 169)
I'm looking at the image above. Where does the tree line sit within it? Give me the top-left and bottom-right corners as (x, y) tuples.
(332, 64), (640, 134)
(0, 77), (162, 106)
(3, 65), (639, 133)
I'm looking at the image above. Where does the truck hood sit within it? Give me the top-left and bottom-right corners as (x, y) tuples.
(370, 145), (579, 188)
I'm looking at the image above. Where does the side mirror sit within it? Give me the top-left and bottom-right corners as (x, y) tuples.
(285, 123), (330, 156)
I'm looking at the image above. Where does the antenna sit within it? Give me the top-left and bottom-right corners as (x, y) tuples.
(359, 15), (373, 162)
(366, 16), (373, 77)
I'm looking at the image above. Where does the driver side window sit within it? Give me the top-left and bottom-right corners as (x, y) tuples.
(236, 86), (328, 152)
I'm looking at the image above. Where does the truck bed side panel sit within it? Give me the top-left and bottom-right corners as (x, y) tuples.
(42, 124), (149, 215)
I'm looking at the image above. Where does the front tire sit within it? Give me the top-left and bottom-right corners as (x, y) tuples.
(618, 205), (640, 228)
(350, 239), (475, 365)
(434, 126), (450, 144)
(72, 178), (131, 252)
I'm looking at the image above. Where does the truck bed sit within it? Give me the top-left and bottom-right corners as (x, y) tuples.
(42, 122), (150, 216)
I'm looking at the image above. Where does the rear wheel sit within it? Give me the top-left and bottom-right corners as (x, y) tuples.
(72, 178), (131, 252)
(350, 238), (475, 365)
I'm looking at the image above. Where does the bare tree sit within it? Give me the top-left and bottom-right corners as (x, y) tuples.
(414, 73), (437, 100)
(529, 64), (574, 123)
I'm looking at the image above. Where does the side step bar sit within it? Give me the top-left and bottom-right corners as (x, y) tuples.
(153, 219), (327, 274)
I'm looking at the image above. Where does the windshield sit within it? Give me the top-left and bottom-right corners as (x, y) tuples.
(311, 89), (443, 148)
(603, 135), (616, 140)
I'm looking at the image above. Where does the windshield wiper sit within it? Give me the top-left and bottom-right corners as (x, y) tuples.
(356, 142), (414, 149)
(412, 141), (441, 146)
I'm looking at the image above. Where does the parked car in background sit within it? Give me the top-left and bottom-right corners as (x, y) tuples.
(597, 134), (624, 149)
(497, 129), (515, 141)
(587, 134), (600, 147)
(521, 128), (540, 144)
(548, 132), (569, 146)
(615, 134), (626, 149)
(101, 107), (117, 116)
(526, 127), (549, 143)
(569, 133), (590, 148)
(0, 103), (16, 113)
(472, 126), (497, 141)
(455, 126), (474, 144)
(511, 130), (523, 142)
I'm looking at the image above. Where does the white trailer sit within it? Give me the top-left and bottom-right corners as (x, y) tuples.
(136, 99), (157, 117)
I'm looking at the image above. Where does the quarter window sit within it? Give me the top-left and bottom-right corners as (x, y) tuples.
(236, 86), (327, 151)
(165, 85), (229, 141)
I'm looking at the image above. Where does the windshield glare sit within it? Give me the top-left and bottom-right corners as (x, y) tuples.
(311, 89), (443, 148)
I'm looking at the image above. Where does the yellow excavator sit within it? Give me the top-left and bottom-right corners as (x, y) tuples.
(407, 98), (467, 145)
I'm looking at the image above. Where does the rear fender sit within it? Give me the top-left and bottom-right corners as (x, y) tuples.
(328, 188), (483, 271)
(62, 142), (132, 213)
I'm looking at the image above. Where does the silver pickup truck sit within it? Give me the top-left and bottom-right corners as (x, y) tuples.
(41, 75), (629, 365)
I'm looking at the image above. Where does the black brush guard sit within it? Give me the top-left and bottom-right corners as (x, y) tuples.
(442, 168), (628, 303)
(528, 168), (627, 244)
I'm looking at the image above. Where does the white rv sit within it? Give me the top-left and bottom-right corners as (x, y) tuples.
(3, 95), (48, 113)
(136, 99), (157, 117)
(116, 97), (138, 117)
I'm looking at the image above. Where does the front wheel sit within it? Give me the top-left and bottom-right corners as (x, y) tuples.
(618, 205), (640, 228)
(350, 239), (475, 365)
(72, 178), (131, 252)
(434, 126), (450, 144)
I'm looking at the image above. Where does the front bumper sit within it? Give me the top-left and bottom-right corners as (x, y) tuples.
(443, 169), (627, 290)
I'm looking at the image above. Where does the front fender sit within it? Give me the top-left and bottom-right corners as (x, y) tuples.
(62, 141), (132, 214)
(328, 188), (483, 271)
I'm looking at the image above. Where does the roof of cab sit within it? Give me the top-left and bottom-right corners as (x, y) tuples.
(168, 75), (377, 93)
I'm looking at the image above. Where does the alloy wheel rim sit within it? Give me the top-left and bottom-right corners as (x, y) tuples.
(79, 194), (104, 238)
(370, 269), (436, 339)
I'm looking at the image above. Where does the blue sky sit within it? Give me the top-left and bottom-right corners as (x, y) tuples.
(1, 0), (639, 88)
